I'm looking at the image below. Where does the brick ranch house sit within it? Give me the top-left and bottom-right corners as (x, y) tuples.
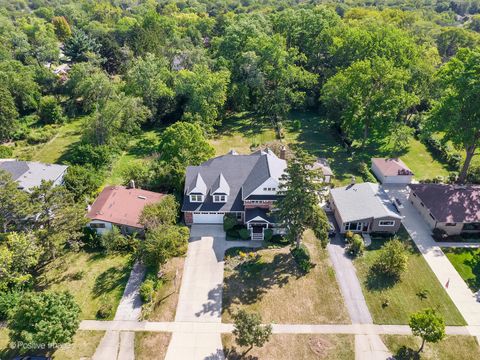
(181, 149), (287, 240)
(409, 184), (480, 236)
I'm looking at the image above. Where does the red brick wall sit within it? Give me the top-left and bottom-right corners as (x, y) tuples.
(184, 212), (193, 225)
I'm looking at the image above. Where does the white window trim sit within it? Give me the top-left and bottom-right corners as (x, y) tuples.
(213, 195), (227, 203)
(378, 220), (395, 227)
(190, 194), (204, 202)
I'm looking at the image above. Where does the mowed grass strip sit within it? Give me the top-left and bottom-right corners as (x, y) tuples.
(36, 251), (132, 320)
(444, 248), (480, 292)
(222, 230), (349, 324)
(381, 335), (480, 360)
(354, 228), (465, 325)
(0, 329), (105, 359)
(222, 333), (354, 360)
(135, 332), (171, 360)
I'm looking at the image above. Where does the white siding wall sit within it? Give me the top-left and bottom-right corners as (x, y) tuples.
(88, 220), (113, 235)
(250, 177), (280, 196)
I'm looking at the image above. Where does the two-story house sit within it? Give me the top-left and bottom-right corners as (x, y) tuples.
(181, 149), (287, 240)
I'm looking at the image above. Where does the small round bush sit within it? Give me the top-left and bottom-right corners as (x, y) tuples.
(264, 229), (273, 242)
(0, 145), (13, 158)
(96, 302), (113, 319)
(140, 279), (155, 303)
(223, 214), (237, 231)
(239, 228), (250, 240)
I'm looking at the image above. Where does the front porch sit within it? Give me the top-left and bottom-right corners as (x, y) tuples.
(245, 208), (275, 241)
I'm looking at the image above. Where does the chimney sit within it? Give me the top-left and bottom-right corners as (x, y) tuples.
(128, 179), (135, 189)
(280, 146), (286, 160)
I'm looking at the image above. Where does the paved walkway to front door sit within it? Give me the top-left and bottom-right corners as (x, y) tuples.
(165, 225), (261, 360)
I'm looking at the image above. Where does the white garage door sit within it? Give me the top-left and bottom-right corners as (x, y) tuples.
(193, 212), (224, 224)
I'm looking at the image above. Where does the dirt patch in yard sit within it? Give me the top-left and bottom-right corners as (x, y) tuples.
(135, 332), (171, 360)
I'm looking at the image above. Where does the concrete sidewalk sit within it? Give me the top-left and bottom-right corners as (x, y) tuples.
(92, 260), (145, 360)
(384, 185), (480, 328)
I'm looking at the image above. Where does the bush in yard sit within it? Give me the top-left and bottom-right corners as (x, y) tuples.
(346, 234), (364, 257)
(432, 228), (448, 241)
(291, 244), (313, 272)
(345, 231), (354, 241)
(223, 214), (237, 232)
(101, 227), (138, 253)
(226, 228), (239, 238)
(38, 95), (64, 124)
(8, 291), (80, 348)
(371, 238), (408, 280)
(96, 300), (113, 319)
(409, 308), (445, 354)
(0, 146), (12, 158)
(263, 229), (273, 242)
(140, 279), (155, 303)
(239, 228), (250, 240)
(81, 226), (102, 250)
(139, 195), (179, 229)
(26, 125), (57, 144)
(0, 291), (21, 320)
(141, 225), (189, 268)
(67, 143), (115, 169)
(232, 310), (272, 357)
(63, 164), (103, 201)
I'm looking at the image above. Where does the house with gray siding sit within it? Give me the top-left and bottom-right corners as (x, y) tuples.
(0, 159), (68, 192)
(329, 182), (402, 234)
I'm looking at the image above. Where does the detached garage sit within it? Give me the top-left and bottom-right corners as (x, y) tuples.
(192, 212), (225, 224)
(371, 158), (413, 184)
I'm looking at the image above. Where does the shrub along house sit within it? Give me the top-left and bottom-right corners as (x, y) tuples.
(87, 185), (165, 235)
(408, 184), (480, 236)
(329, 182), (402, 234)
(182, 149), (287, 240)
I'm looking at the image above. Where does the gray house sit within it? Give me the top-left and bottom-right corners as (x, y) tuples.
(182, 149), (287, 240)
(0, 159), (68, 192)
(329, 182), (402, 234)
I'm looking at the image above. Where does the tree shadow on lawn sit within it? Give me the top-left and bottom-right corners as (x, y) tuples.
(222, 252), (305, 316)
(365, 268), (399, 292)
(92, 265), (131, 298)
(223, 347), (260, 360)
(215, 112), (273, 138)
(393, 346), (421, 360)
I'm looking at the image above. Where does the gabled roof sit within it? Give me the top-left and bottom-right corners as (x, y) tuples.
(211, 173), (230, 195)
(330, 182), (402, 223)
(245, 208), (275, 223)
(187, 173), (207, 195)
(0, 159), (68, 192)
(409, 184), (480, 223)
(372, 158), (413, 176)
(182, 150), (286, 213)
(87, 186), (165, 229)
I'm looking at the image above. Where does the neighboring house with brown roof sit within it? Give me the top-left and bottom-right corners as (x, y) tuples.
(409, 184), (480, 235)
(371, 158), (413, 184)
(86, 186), (165, 235)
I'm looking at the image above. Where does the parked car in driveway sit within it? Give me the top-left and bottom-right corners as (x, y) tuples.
(328, 221), (336, 237)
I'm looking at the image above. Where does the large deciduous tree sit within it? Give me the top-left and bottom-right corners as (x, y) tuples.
(0, 170), (32, 233)
(275, 150), (329, 248)
(0, 86), (19, 142)
(322, 57), (418, 146)
(175, 65), (230, 132)
(428, 48), (480, 183)
(158, 122), (215, 166)
(232, 310), (272, 357)
(139, 195), (179, 229)
(8, 291), (80, 349)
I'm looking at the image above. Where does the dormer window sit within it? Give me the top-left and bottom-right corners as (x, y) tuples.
(190, 194), (204, 202)
(213, 195), (227, 203)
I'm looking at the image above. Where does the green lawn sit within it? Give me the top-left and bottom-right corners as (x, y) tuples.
(212, 111), (450, 185)
(222, 230), (349, 324)
(222, 333), (354, 360)
(444, 248), (480, 292)
(13, 119), (84, 163)
(36, 251), (132, 320)
(104, 129), (161, 185)
(0, 329), (104, 359)
(382, 335), (480, 360)
(354, 228), (465, 325)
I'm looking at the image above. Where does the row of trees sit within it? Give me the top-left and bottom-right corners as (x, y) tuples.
(1, 3), (480, 181)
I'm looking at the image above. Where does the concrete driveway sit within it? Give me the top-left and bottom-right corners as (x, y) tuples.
(166, 225), (261, 360)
